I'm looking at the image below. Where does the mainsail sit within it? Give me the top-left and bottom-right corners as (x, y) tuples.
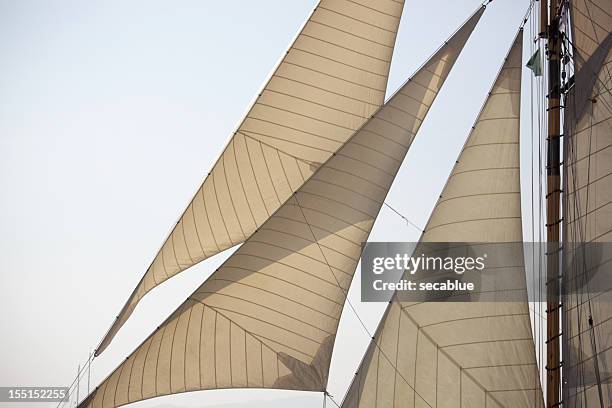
(95, 0), (406, 356)
(342, 29), (545, 407)
(562, 0), (612, 405)
(78, 8), (485, 408)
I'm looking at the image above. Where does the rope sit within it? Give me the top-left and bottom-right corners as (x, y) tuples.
(324, 390), (342, 408)
(383, 202), (424, 232)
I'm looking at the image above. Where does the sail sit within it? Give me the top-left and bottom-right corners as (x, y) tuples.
(562, 0), (612, 405)
(570, 0), (611, 69)
(95, 0), (408, 356)
(342, 30), (545, 408)
(77, 8), (484, 408)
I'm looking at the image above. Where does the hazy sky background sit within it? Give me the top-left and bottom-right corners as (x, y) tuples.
(0, 1), (543, 407)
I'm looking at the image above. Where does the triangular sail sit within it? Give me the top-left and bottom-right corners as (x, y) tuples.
(96, 0), (407, 355)
(562, 0), (612, 405)
(342, 30), (545, 408)
(78, 9), (485, 408)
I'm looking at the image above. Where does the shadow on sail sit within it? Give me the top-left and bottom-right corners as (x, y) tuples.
(78, 6), (485, 408)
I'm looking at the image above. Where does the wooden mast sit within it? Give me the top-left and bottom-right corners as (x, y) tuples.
(543, 0), (562, 406)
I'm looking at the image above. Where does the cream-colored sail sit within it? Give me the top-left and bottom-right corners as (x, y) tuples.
(78, 9), (484, 408)
(562, 0), (612, 405)
(96, 0), (407, 356)
(342, 30), (545, 408)
(570, 0), (611, 70)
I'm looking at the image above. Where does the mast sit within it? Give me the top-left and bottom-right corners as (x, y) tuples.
(543, 0), (562, 406)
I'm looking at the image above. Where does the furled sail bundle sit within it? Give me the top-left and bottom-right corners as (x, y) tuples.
(95, 0), (407, 356)
(562, 0), (612, 405)
(77, 8), (484, 408)
(342, 30), (545, 408)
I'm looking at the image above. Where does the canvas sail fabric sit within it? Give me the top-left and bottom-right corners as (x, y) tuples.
(95, 0), (407, 356)
(562, 0), (612, 405)
(570, 0), (611, 70)
(77, 8), (484, 408)
(342, 30), (545, 408)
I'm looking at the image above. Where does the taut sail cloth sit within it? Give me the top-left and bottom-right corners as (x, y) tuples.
(78, 7), (485, 408)
(342, 30), (545, 408)
(95, 0), (407, 356)
(563, 0), (612, 405)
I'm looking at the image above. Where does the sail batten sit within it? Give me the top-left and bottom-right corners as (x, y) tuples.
(96, 0), (407, 356)
(79, 8), (485, 407)
(342, 29), (545, 408)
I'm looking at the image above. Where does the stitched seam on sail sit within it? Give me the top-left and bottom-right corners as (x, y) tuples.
(308, 20), (395, 48)
(194, 289), (336, 333)
(282, 61), (386, 92)
(316, 6), (398, 33)
(298, 33), (392, 63)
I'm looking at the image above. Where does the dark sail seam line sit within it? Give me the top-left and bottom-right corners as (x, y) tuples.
(321, 165), (388, 190)
(308, 178), (386, 205)
(245, 116), (348, 145)
(278, 204), (370, 233)
(256, 101), (359, 132)
(451, 166), (520, 177)
(267, 212), (367, 240)
(211, 168), (234, 246)
(192, 301), (316, 373)
(263, 89), (370, 119)
(419, 312), (530, 329)
(193, 289), (336, 334)
(316, 6), (398, 34)
(245, 239), (354, 276)
(230, 253), (348, 288)
(221, 156), (247, 240)
(425, 216), (521, 233)
(272, 73), (381, 105)
(396, 90), (433, 108)
(220, 265), (344, 305)
(399, 306), (508, 408)
(190, 300), (320, 358)
(231, 138), (258, 228)
(307, 20), (395, 48)
(297, 190), (377, 218)
(242, 136), (271, 218)
(241, 130), (335, 155)
(298, 33), (392, 63)
(436, 191), (520, 205)
(282, 61), (386, 92)
(342, 0), (401, 19)
(341, 139), (404, 163)
(382, 103), (424, 122)
(359, 127), (416, 147)
(256, 226), (360, 261)
(200, 186), (222, 252)
(332, 153), (396, 177)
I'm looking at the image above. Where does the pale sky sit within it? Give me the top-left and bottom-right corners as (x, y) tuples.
(0, 1), (542, 407)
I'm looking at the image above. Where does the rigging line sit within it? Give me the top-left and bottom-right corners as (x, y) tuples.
(567, 18), (603, 396)
(566, 62), (592, 401)
(528, 11), (541, 406)
(383, 202), (424, 232)
(578, 89), (605, 407)
(562, 38), (612, 117)
(582, 0), (612, 85)
(56, 353), (95, 408)
(292, 195), (435, 408)
(324, 390), (341, 408)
